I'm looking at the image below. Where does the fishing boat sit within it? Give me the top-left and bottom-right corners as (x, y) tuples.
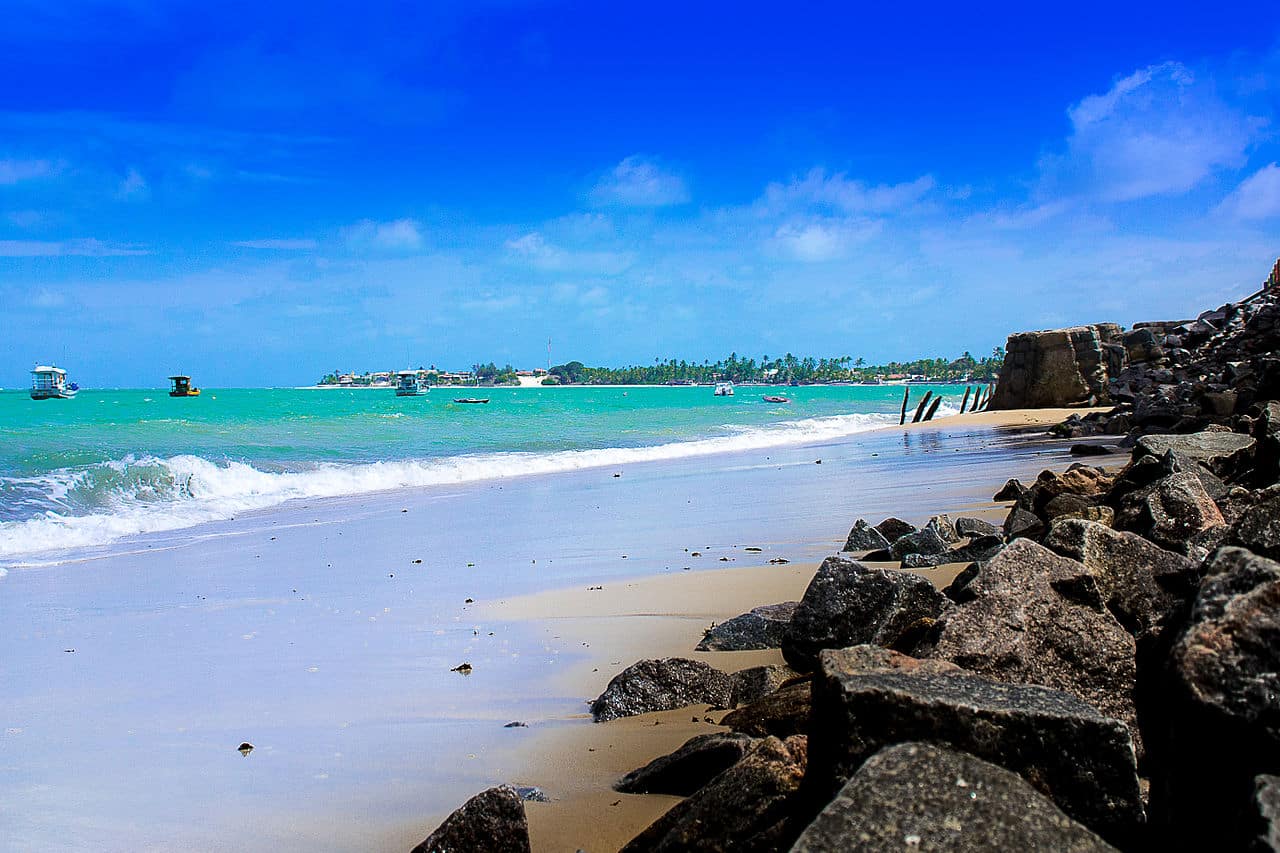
(713, 382), (735, 396)
(30, 365), (78, 400)
(394, 370), (429, 397)
(762, 395), (790, 403)
(453, 397), (489, 404)
(168, 375), (201, 397)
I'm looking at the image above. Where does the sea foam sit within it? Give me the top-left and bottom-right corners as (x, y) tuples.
(0, 408), (954, 564)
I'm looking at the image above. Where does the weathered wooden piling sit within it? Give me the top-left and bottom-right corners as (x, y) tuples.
(911, 390), (933, 423)
(899, 387), (910, 425)
(923, 396), (944, 421)
(960, 386), (972, 414)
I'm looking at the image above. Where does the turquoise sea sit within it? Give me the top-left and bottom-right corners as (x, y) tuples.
(0, 384), (961, 565)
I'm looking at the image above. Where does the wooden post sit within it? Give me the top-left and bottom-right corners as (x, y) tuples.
(899, 387), (910, 425)
(923, 396), (944, 421)
(911, 390), (933, 423)
(959, 386), (972, 414)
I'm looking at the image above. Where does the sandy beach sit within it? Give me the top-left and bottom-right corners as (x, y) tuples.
(0, 407), (1092, 852)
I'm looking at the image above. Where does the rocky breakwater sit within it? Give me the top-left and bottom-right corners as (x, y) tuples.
(411, 397), (1279, 850)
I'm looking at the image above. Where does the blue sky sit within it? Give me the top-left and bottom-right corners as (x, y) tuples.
(1, 1), (1279, 387)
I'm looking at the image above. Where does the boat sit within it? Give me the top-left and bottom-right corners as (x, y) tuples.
(762, 395), (790, 403)
(713, 382), (735, 396)
(453, 398), (489, 404)
(168, 375), (201, 397)
(394, 370), (429, 397)
(30, 365), (78, 400)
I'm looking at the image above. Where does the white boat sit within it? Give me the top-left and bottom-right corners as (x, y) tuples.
(394, 370), (429, 397)
(713, 381), (735, 396)
(30, 365), (78, 400)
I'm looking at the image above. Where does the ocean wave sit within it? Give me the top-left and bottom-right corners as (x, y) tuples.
(0, 408), (939, 563)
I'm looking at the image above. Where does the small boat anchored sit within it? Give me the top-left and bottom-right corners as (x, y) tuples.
(453, 398), (489, 404)
(30, 365), (78, 400)
(713, 382), (735, 396)
(168, 375), (201, 397)
(762, 395), (790, 403)
(394, 370), (429, 397)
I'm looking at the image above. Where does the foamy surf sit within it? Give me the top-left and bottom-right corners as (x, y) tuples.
(0, 407), (961, 564)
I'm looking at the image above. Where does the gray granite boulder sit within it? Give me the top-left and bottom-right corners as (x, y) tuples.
(928, 539), (1139, 741)
(1254, 775), (1280, 852)
(946, 534), (1005, 564)
(955, 516), (1001, 538)
(1229, 491), (1280, 561)
(411, 786), (531, 853)
(781, 557), (951, 672)
(993, 478), (1029, 502)
(1002, 505), (1045, 540)
(842, 519), (890, 553)
(1145, 472), (1227, 556)
(1044, 518), (1199, 639)
(615, 731), (757, 795)
(925, 514), (960, 544)
(696, 602), (798, 651)
(1174, 547), (1280, 744)
(730, 664), (799, 707)
(791, 742), (1117, 853)
(806, 660), (1143, 843)
(591, 658), (734, 722)
(890, 526), (950, 561)
(1135, 431), (1256, 477)
(619, 735), (807, 853)
(720, 681), (812, 739)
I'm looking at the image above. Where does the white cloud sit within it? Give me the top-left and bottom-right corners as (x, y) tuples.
(1218, 163), (1280, 220)
(1045, 62), (1259, 202)
(0, 238), (149, 257)
(761, 170), (935, 215)
(232, 238), (319, 250)
(590, 156), (689, 207)
(0, 158), (55, 184)
(505, 231), (633, 275)
(342, 218), (423, 251)
(768, 218), (879, 262)
(116, 167), (149, 200)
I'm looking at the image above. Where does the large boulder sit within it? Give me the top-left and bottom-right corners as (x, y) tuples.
(806, 660), (1143, 843)
(990, 323), (1122, 410)
(889, 526), (950, 562)
(1254, 775), (1280, 852)
(730, 664), (799, 707)
(1043, 518), (1199, 639)
(1135, 431), (1256, 478)
(696, 602), (797, 651)
(874, 517), (916, 543)
(619, 735), (808, 853)
(411, 786), (531, 853)
(927, 539), (1139, 741)
(1144, 472), (1227, 556)
(615, 731), (757, 795)
(842, 519), (890, 553)
(720, 681), (811, 739)
(591, 658), (734, 722)
(781, 557), (951, 671)
(955, 516), (1001, 538)
(791, 742), (1118, 853)
(1228, 491), (1280, 561)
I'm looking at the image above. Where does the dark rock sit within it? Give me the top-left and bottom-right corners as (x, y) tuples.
(791, 742), (1118, 853)
(890, 526), (950, 561)
(993, 478), (1028, 502)
(990, 324), (1122, 409)
(411, 786), (531, 853)
(925, 514), (960, 544)
(874, 517), (916, 543)
(1253, 775), (1280, 852)
(512, 786), (549, 802)
(955, 516), (1001, 538)
(730, 664), (798, 707)
(806, 659), (1143, 843)
(696, 602), (798, 651)
(591, 658), (734, 722)
(900, 552), (936, 568)
(1174, 546), (1280, 745)
(1002, 505), (1045, 540)
(942, 562), (981, 603)
(781, 557), (951, 672)
(1145, 472), (1227, 555)
(618, 735), (807, 853)
(720, 681), (811, 739)
(615, 732), (756, 795)
(1043, 518), (1199, 639)
(1072, 443), (1115, 456)
(842, 519), (890, 553)
(928, 539), (1139, 740)
(946, 534), (1004, 564)
(860, 548), (892, 562)
(1229, 492), (1280, 561)
(1135, 431), (1256, 478)
(1044, 492), (1096, 520)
